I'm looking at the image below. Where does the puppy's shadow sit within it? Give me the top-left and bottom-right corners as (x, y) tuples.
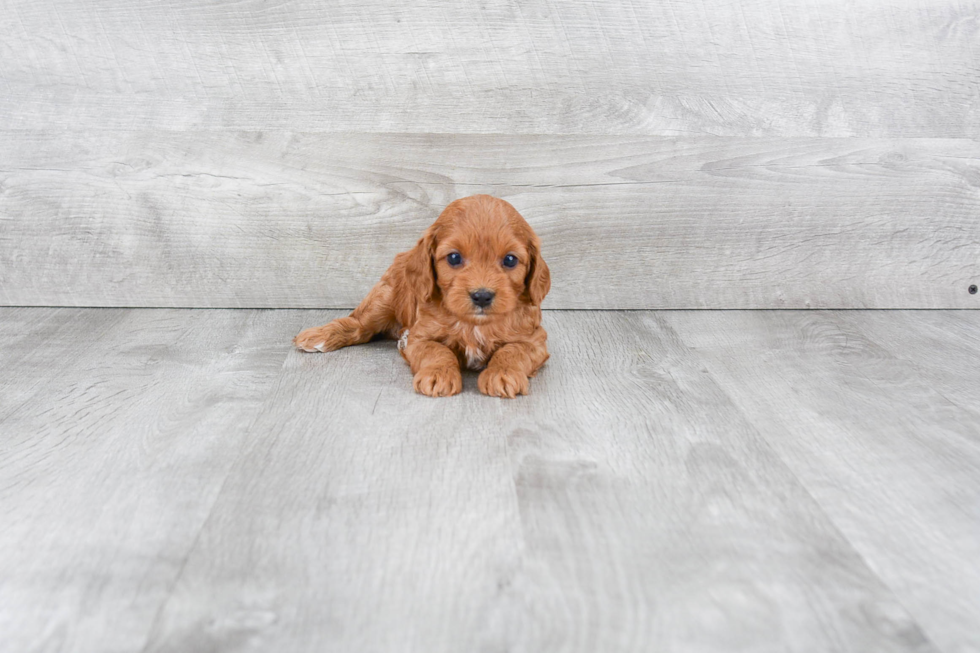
(460, 369), (483, 395)
(360, 337), (488, 395)
(359, 335), (529, 398)
(356, 343), (541, 398)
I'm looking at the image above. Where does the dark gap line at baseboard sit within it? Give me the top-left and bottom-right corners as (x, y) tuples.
(1, 306), (978, 312)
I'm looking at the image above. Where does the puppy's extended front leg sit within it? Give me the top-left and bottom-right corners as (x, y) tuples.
(479, 334), (549, 398)
(403, 339), (462, 397)
(294, 283), (395, 352)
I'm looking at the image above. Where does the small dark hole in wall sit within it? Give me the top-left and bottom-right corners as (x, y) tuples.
(970, 285), (978, 295)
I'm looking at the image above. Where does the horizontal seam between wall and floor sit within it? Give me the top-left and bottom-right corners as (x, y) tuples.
(1, 306), (978, 312)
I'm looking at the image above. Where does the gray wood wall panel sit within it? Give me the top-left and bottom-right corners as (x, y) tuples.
(2, 132), (978, 308)
(2, 0), (978, 136)
(3, 1), (978, 308)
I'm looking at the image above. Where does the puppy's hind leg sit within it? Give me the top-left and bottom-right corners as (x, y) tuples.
(294, 283), (395, 352)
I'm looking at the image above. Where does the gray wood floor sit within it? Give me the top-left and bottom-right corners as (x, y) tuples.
(1, 308), (977, 653)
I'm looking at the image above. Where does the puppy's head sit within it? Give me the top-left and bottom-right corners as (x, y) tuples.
(406, 195), (550, 322)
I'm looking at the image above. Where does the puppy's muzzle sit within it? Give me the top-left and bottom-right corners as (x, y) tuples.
(469, 289), (495, 308)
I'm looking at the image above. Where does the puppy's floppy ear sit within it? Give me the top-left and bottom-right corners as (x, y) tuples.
(525, 231), (551, 306)
(404, 224), (439, 302)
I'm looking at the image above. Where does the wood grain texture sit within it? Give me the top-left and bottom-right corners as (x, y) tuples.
(5, 308), (978, 651)
(1, 0), (978, 136)
(2, 133), (978, 309)
(0, 308), (298, 653)
(142, 313), (531, 653)
(131, 310), (931, 653)
(491, 312), (934, 653)
(0, 307), (122, 415)
(664, 310), (980, 653)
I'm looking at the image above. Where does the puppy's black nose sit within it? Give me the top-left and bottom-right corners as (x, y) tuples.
(470, 289), (495, 308)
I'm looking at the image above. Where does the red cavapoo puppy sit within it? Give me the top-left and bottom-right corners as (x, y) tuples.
(294, 195), (550, 398)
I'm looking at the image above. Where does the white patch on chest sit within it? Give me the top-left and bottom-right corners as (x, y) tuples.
(397, 329), (410, 352)
(464, 326), (489, 370)
(472, 326), (487, 347)
(465, 346), (487, 370)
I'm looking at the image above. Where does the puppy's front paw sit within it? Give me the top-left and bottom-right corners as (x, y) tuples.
(478, 367), (529, 398)
(294, 322), (348, 352)
(413, 366), (463, 397)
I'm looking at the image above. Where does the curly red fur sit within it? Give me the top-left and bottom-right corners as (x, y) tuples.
(294, 195), (550, 397)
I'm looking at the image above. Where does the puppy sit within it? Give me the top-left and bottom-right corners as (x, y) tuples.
(294, 195), (550, 398)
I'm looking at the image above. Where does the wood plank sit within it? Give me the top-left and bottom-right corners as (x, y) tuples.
(843, 310), (980, 413)
(0, 308), (301, 653)
(141, 311), (934, 652)
(663, 310), (980, 653)
(141, 312), (531, 653)
(2, 133), (978, 309)
(0, 308), (131, 419)
(1, 0), (977, 136)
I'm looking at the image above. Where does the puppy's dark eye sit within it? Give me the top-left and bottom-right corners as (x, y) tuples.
(502, 254), (519, 268)
(447, 252), (463, 267)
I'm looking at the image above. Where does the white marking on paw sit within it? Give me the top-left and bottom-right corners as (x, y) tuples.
(314, 342), (326, 352)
